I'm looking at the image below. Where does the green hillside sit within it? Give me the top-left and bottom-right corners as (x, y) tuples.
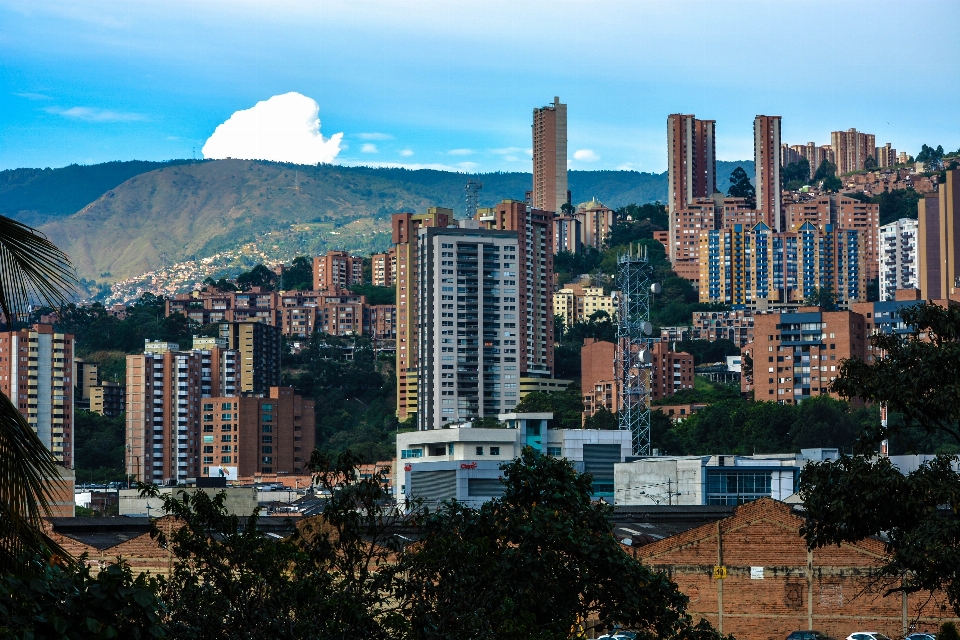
(2, 158), (754, 287)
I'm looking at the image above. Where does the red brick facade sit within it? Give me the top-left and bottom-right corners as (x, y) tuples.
(636, 498), (958, 639)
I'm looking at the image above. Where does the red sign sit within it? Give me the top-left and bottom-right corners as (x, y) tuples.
(404, 464), (412, 472)
(460, 462), (477, 469)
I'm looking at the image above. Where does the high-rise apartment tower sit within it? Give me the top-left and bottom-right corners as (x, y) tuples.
(532, 96), (568, 213)
(218, 321), (281, 396)
(0, 324), (74, 466)
(754, 115), (782, 231)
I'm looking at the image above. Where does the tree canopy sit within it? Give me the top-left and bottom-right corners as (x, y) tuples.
(799, 303), (960, 616)
(726, 166), (755, 208)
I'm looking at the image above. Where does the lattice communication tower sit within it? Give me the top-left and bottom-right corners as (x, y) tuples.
(465, 179), (483, 219)
(616, 243), (657, 456)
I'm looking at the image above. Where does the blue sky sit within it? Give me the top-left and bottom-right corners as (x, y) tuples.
(2, 0), (959, 173)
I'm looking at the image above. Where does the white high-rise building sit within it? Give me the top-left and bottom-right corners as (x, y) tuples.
(416, 226), (521, 429)
(879, 218), (919, 301)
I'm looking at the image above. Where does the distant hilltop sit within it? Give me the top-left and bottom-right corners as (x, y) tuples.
(0, 159), (753, 288)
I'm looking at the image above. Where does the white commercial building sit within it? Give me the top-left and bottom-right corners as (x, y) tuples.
(879, 217), (919, 301)
(614, 449), (840, 506)
(396, 412), (632, 509)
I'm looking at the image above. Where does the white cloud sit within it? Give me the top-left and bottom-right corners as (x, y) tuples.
(202, 92), (342, 165)
(15, 92), (52, 100)
(573, 149), (600, 162)
(357, 132), (393, 140)
(45, 106), (145, 122)
(447, 148), (474, 156)
(456, 161), (480, 171)
(490, 146), (525, 155)
(505, 156), (520, 162)
(399, 149), (414, 157)
(361, 143), (378, 153)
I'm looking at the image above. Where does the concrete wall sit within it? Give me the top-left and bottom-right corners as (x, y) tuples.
(119, 486), (258, 517)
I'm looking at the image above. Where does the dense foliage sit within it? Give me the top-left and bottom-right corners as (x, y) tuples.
(672, 339), (740, 366)
(799, 303), (960, 615)
(283, 333), (397, 462)
(54, 294), (195, 354)
(655, 395), (879, 457)
(74, 410), (126, 484)
(0, 559), (166, 638)
(726, 166), (755, 208)
(347, 284), (396, 305)
(513, 385), (586, 431)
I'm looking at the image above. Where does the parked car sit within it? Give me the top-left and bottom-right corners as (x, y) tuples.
(596, 633), (637, 640)
(905, 634), (936, 640)
(786, 632), (834, 640)
(845, 634), (893, 640)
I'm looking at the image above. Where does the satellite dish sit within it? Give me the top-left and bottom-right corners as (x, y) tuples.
(650, 283), (662, 294)
(621, 537), (633, 546)
(638, 349), (653, 365)
(640, 321), (653, 335)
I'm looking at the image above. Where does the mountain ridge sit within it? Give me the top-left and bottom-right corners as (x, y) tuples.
(0, 159), (755, 287)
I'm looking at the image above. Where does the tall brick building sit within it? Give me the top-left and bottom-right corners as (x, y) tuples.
(312, 250), (363, 292)
(741, 308), (867, 403)
(754, 115), (782, 231)
(532, 96), (568, 214)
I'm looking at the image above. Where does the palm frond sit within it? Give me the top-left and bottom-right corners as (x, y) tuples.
(0, 215), (76, 327)
(0, 390), (69, 570)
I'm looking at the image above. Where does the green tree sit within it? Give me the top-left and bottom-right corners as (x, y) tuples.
(812, 159), (837, 182)
(394, 448), (729, 639)
(513, 386), (585, 430)
(348, 283), (396, 305)
(279, 256), (312, 290)
(672, 339), (740, 365)
(74, 410), (126, 484)
(583, 406), (618, 430)
(917, 143), (945, 171)
(726, 166), (755, 208)
(864, 155), (877, 170)
(782, 159), (810, 186)
(803, 286), (837, 311)
(236, 264), (278, 291)
(0, 558), (166, 638)
(799, 303), (960, 616)
(820, 175), (842, 192)
(0, 216), (76, 570)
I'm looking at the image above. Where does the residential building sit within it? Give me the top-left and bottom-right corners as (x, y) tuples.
(831, 128), (877, 175)
(581, 338), (617, 418)
(416, 225), (520, 429)
(313, 250), (363, 292)
(0, 324), (75, 466)
(397, 413), (632, 508)
(786, 142), (834, 179)
(670, 196), (719, 286)
(754, 115), (782, 230)
(691, 310), (755, 347)
(74, 358), (99, 411)
(649, 341), (695, 401)
(368, 304), (397, 340)
(90, 382), (125, 418)
(577, 198), (615, 249)
(532, 96), (568, 213)
(125, 339), (239, 484)
(476, 200), (556, 379)
(393, 207), (454, 420)
(741, 308), (867, 403)
(202, 386), (315, 479)
(700, 221), (866, 308)
(719, 196), (757, 230)
(876, 142), (897, 168)
(371, 247), (396, 287)
(666, 114), (716, 220)
(879, 218), (919, 300)
(614, 449), (839, 506)
(918, 169), (960, 301)
(218, 322), (281, 396)
(784, 195), (880, 282)
(166, 287), (280, 327)
(553, 283), (617, 326)
(554, 215), (582, 254)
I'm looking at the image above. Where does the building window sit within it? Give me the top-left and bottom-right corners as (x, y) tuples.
(262, 425), (273, 433)
(547, 447), (562, 456)
(476, 447), (484, 456)
(262, 456), (273, 464)
(490, 447), (500, 456)
(262, 446), (273, 454)
(262, 435), (273, 443)
(262, 414), (273, 422)
(400, 449), (423, 459)
(221, 456), (231, 463)
(262, 404), (273, 412)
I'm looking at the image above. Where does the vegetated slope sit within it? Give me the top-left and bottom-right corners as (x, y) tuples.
(0, 160), (196, 227)
(27, 158), (755, 284)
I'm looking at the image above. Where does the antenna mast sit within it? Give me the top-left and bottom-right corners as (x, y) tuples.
(465, 178), (483, 219)
(616, 243), (658, 456)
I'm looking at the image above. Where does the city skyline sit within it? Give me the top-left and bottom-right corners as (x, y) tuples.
(2, 0), (959, 172)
